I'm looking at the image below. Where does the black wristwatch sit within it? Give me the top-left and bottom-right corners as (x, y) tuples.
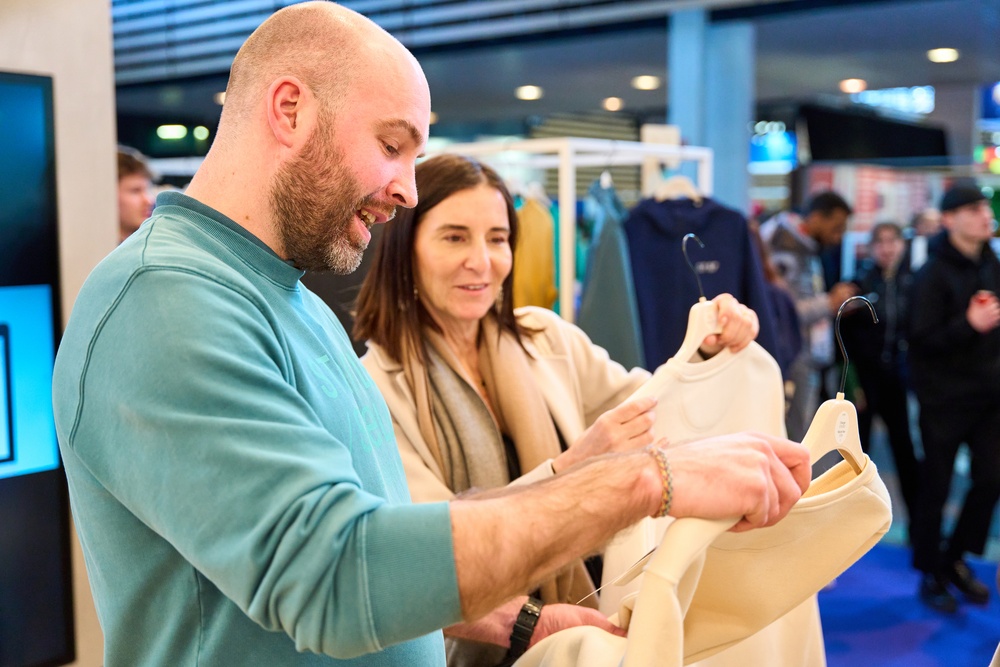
(505, 596), (544, 662)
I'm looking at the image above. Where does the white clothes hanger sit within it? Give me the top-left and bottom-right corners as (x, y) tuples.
(801, 295), (877, 475)
(599, 169), (614, 189)
(524, 181), (551, 207)
(674, 234), (721, 362)
(654, 173), (702, 205)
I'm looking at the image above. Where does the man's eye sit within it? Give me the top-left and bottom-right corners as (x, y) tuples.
(384, 143), (399, 155)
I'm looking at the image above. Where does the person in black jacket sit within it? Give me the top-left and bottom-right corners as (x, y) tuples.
(841, 222), (919, 540)
(908, 184), (1000, 614)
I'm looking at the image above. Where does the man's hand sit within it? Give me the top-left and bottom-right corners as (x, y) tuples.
(967, 291), (1000, 333)
(660, 432), (811, 531)
(699, 293), (760, 357)
(554, 397), (657, 473)
(827, 282), (860, 314)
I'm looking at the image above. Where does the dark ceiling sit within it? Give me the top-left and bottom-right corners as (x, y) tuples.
(114, 0), (1000, 154)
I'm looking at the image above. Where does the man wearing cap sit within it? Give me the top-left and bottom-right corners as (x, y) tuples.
(908, 183), (1000, 613)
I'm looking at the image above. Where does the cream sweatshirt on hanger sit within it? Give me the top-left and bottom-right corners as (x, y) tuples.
(600, 341), (830, 667)
(599, 341), (786, 617)
(515, 454), (892, 667)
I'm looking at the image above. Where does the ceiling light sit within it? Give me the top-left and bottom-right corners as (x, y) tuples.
(429, 111), (439, 125)
(193, 126), (210, 141)
(603, 97), (624, 112)
(214, 91), (226, 105)
(515, 85), (543, 101)
(156, 124), (188, 140)
(631, 75), (661, 91)
(839, 78), (867, 94)
(927, 48), (959, 63)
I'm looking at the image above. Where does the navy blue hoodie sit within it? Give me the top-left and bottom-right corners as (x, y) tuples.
(623, 197), (779, 369)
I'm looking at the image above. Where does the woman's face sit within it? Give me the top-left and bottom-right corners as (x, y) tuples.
(413, 182), (513, 336)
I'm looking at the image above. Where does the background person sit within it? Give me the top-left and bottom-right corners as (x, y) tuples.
(116, 145), (155, 242)
(760, 191), (859, 441)
(908, 184), (1000, 614)
(353, 153), (761, 666)
(840, 221), (919, 539)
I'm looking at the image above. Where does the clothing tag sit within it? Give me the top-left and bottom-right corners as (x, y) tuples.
(835, 411), (849, 445)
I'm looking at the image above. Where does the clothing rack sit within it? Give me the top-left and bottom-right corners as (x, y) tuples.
(426, 137), (714, 321)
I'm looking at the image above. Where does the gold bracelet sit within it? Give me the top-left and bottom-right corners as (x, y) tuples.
(645, 446), (673, 518)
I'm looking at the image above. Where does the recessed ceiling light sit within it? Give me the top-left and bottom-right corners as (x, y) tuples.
(214, 91), (226, 105)
(429, 111), (439, 125)
(603, 97), (624, 112)
(927, 48), (959, 63)
(631, 75), (661, 91)
(156, 124), (188, 140)
(839, 78), (867, 94)
(516, 85), (543, 101)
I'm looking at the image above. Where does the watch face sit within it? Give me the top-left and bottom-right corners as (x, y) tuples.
(523, 598), (543, 615)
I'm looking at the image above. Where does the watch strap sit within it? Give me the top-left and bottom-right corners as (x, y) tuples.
(505, 596), (544, 661)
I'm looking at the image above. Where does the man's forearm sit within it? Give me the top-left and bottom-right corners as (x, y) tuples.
(448, 432), (812, 621)
(450, 450), (659, 619)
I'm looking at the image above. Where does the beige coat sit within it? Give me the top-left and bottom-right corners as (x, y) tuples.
(361, 305), (650, 504)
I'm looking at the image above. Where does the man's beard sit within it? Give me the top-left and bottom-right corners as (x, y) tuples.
(269, 126), (387, 274)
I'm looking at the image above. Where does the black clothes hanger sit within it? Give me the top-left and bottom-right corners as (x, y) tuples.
(674, 234), (721, 361)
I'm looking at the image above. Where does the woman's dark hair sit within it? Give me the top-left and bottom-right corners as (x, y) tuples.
(353, 153), (530, 363)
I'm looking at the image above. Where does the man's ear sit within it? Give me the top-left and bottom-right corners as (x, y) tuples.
(266, 77), (314, 149)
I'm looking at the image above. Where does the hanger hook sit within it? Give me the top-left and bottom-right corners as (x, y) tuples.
(682, 233), (706, 299)
(835, 295), (878, 395)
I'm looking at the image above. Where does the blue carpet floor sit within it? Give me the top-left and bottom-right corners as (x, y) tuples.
(820, 542), (1000, 666)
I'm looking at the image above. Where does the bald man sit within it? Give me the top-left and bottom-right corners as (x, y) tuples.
(52, 4), (810, 666)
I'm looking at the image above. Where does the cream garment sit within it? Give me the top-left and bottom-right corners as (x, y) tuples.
(515, 454), (892, 667)
(597, 340), (828, 667)
(598, 341), (786, 616)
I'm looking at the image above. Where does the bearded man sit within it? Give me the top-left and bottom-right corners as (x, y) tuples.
(51, 3), (809, 666)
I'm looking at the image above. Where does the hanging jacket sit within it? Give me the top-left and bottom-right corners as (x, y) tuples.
(513, 197), (558, 310)
(624, 197), (779, 370)
(577, 180), (645, 370)
(907, 231), (1000, 408)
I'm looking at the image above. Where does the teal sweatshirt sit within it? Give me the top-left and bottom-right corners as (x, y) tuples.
(53, 192), (461, 666)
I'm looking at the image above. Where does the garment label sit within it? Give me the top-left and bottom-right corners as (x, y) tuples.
(835, 411), (849, 444)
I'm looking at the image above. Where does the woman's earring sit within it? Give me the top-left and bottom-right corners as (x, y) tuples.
(494, 285), (503, 316)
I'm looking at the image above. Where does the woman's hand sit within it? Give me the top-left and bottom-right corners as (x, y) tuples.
(698, 293), (759, 358)
(553, 397), (657, 473)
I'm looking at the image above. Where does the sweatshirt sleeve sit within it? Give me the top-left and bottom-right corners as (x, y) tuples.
(59, 269), (462, 658)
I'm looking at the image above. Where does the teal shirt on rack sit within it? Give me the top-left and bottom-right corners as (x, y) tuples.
(53, 192), (460, 666)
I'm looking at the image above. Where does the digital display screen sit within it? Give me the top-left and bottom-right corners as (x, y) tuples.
(0, 286), (60, 480)
(0, 70), (74, 667)
(0, 323), (12, 463)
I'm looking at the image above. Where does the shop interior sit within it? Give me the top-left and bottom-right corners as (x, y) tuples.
(3, 0), (1000, 665)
